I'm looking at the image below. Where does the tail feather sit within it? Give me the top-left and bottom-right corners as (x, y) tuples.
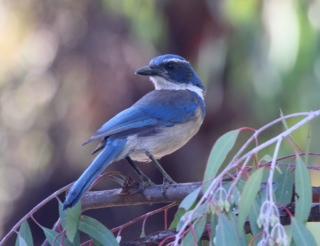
(63, 138), (126, 209)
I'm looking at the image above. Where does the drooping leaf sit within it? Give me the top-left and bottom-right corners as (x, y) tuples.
(179, 187), (201, 210)
(59, 201), (81, 242)
(295, 157), (312, 222)
(230, 213), (248, 245)
(291, 217), (317, 246)
(15, 221), (33, 246)
(209, 214), (218, 245)
(203, 129), (240, 187)
(182, 216), (207, 245)
(170, 208), (186, 230)
(275, 166), (294, 206)
(78, 215), (118, 246)
(42, 227), (63, 246)
(248, 200), (260, 236)
(41, 227), (73, 246)
(238, 168), (264, 232)
(215, 214), (241, 246)
(306, 222), (320, 245)
(15, 236), (27, 246)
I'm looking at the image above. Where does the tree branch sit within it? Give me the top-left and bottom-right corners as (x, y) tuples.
(82, 182), (201, 210)
(82, 183), (320, 211)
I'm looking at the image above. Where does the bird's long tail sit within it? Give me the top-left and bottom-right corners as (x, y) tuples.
(63, 138), (127, 209)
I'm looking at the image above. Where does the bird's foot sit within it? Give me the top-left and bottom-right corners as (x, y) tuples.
(162, 176), (177, 185)
(121, 177), (154, 195)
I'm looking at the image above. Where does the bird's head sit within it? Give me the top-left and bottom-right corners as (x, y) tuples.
(135, 54), (205, 96)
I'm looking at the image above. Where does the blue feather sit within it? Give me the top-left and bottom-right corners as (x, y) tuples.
(63, 138), (127, 209)
(84, 90), (205, 144)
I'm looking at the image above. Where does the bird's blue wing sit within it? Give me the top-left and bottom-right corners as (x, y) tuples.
(84, 90), (204, 144)
(83, 107), (160, 144)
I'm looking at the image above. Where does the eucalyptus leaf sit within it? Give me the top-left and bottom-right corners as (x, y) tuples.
(295, 157), (312, 222)
(275, 166), (294, 206)
(248, 200), (260, 236)
(59, 201), (81, 242)
(291, 217), (317, 246)
(306, 222), (320, 245)
(179, 187), (201, 210)
(203, 129), (240, 188)
(210, 214), (218, 245)
(15, 221), (33, 246)
(42, 227), (63, 246)
(78, 215), (118, 246)
(170, 208), (186, 230)
(182, 216), (207, 245)
(15, 236), (27, 246)
(238, 168), (264, 232)
(215, 214), (241, 246)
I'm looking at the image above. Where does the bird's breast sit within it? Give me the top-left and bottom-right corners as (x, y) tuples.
(127, 108), (204, 162)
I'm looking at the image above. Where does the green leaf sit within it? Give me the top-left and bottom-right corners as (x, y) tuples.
(203, 129), (240, 187)
(15, 236), (27, 246)
(306, 222), (320, 245)
(275, 166), (294, 206)
(59, 201), (81, 242)
(215, 214), (241, 246)
(42, 227), (63, 246)
(248, 200), (260, 236)
(292, 217), (317, 246)
(15, 221), (33, 246)
(182, 216), (207, 245)
(238, 168), (264, 232)
(169, 208), (185, 230)
(295, 157), (312, 222)
(179, 187), (201, 210)
(78, 215), (118, 246)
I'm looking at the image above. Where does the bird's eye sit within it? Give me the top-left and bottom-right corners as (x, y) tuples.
(165, 62), (175, 70)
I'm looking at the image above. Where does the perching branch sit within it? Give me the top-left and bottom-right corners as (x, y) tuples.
(82, 182), (201, 210)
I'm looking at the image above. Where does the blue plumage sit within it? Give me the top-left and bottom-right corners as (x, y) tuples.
(63, 54), (206, 209)
(64, 138), (127, 209)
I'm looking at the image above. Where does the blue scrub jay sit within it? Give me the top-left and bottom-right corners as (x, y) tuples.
(63, 54), (206, 209)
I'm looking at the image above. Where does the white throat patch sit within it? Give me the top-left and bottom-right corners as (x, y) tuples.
(150, 76), (204, 100)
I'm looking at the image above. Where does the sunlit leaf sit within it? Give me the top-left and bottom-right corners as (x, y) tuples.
(203, 129), (240, 188)
(78, 215), (118, 246)
(15, 221), (33, 246)
(215, 214), (241, 246)
(59, 201), (81, 242)
(295, 157), (312, 222)
(291, 217), (317, 246)
(238, 168), (264, 232)
(182, 216), (207, 245)
(179, 187), (201, 210)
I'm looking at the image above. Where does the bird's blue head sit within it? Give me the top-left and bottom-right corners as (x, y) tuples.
(135, 54), (205, 94)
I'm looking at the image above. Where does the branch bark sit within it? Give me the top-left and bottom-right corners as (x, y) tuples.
(82, 182), (201, 210)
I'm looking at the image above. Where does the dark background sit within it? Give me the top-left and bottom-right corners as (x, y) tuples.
(1, 0), (320, 243)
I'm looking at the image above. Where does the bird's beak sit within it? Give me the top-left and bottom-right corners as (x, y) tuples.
(135, 66), (160, 76)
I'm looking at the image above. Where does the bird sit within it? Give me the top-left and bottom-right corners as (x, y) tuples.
(63, 54), (206, 209)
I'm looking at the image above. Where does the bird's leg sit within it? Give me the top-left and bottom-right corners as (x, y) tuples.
(126, 157), (154, 186)
(144, 151), (176, 184)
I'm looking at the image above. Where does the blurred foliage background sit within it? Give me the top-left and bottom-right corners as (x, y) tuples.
(1, 0), (320, 243)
